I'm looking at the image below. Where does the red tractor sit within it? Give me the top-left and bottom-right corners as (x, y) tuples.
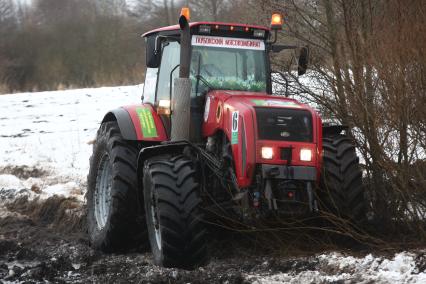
(86, 9), (365, 269)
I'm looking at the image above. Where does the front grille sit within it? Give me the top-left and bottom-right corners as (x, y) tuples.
(280, 148), (292, 161)
(255, 107), (313, 142)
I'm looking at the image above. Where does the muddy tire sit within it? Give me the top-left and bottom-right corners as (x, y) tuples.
(143, 155), (207, 269)
(87, 121), (147, 252)
(319, 135), (366, 222)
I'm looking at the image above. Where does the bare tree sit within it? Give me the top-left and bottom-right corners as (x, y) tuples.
(0, 0), (16, 92)
(189, 0), (227, 21)
(0, 0), (14, 21)
(263, 0), (426, 235)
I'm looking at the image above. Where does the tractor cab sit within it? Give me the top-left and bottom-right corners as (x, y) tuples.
(141, 15), (308, 140)
(142, 22), (271, 138)
(142, 22), (271, 94)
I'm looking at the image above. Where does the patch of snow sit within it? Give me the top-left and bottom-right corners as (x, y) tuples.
(72, 263), (81, 270)
(42, 181), (83, 201)
(246, 252), (426, 284)
(0, 174), (24, 189)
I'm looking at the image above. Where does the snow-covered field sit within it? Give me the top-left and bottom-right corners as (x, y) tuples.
(0, 85), (143, 201)
(0, 86), (425, 283)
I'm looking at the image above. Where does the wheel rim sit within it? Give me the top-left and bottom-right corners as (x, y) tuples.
(150, 192), (162, 251)
(94, 154), (112, 230)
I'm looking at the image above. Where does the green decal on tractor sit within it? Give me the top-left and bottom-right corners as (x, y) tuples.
(252, 99), (267, 106)
(136, 107), (158, 138)
(252, 99), (300, 108)
(232, 132), (238, 144)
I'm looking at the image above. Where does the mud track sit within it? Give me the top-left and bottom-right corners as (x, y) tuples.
(0, 195), (325, 283)
(1, 193), (425, 283)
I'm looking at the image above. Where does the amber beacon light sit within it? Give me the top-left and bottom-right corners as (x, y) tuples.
(180, 7), (190, 21)
(271, 13), (283, 30)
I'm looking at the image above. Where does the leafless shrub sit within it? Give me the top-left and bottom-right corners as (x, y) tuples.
(261, 0), (426, 243)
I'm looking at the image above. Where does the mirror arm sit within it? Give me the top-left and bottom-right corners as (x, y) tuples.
(169, 64), (180, 109)
(267, 29), (279, 45)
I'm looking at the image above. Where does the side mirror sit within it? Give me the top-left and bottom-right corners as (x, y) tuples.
(146, 36), (161, 68)
(298, 46), (309, 76)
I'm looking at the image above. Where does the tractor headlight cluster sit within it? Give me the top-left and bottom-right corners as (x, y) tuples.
(300, 149), (312, 162)
(261, 147), (274, 160)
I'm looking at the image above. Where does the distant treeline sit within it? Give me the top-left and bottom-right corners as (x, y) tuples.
(0, 0), (140, 92)
(0, 0), (261, 93)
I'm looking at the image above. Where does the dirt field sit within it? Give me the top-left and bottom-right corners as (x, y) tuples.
(0, 193), (320, 283)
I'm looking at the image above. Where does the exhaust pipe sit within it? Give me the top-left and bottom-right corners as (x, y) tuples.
(171, 14), (191, 141)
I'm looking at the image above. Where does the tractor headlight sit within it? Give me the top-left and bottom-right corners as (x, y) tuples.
(300, 149), (312, 162)
(261, 147), (274, 160)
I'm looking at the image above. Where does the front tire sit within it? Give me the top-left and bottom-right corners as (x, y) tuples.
(143, 155), (207, 269)
(87, 121), (147, 252)
(319, 135), (366, 222)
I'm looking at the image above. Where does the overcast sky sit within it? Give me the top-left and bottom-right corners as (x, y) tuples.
(13, 0), (145, 9)
(14, 0), (31, 5)
(14, 0), (139, 4)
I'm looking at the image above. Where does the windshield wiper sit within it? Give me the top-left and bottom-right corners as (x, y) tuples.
(195, 74), (215, 92)
(194, 53), (215, 95)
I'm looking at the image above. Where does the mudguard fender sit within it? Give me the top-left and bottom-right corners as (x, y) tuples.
(101, 105), (168, 141)
(136, 142), (189, 179)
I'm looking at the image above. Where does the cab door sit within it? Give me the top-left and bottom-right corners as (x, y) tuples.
(143, 40), (180, 138)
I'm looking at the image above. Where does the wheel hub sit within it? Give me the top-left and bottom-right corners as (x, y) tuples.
(94, 154), (112, 230)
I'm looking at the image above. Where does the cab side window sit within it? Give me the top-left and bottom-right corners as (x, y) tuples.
(156, 41), (180, 102)
(143, 67), (158, 104)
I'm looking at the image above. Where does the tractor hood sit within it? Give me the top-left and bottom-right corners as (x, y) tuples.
(211, 90), (320, 146)
(201, 90), (322, 188)
(206, 90), (314, 112)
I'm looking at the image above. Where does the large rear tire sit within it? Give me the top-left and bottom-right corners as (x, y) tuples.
(143, 155), (207, 269)
(319, 135), (366, 222)
(87, 121), (147, 252)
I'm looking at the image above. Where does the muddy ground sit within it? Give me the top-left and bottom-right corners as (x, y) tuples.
(0, 192), (343, 283)
(1, 191), (426, 283)
(0, 194), (279, 283)
(0, 166), (424, 283)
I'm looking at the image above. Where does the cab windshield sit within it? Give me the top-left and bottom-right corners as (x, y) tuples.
(190, 37), (267, 96)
